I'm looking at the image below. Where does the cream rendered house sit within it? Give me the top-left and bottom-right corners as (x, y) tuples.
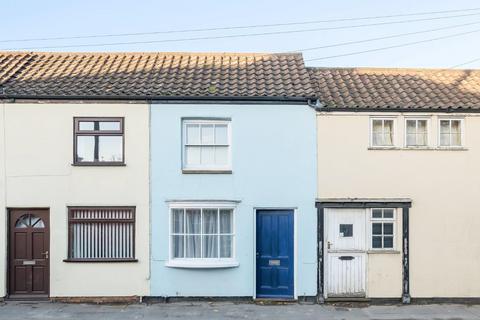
(310, 67), (480, 302)
(0, 52), (150, 300)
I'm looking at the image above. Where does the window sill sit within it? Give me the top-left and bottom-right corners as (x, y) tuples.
(63, 258), (138, 263)
(72, 163), (126, 167)
(367, 250), (400, 254)
(182, 169), (232, 174)
(165, 259), (239, 269)
(368, 147), (468, 151)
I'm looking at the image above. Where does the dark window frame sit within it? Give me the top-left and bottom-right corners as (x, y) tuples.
(65, 206), (137, 263)
(73, 117), (125, 166)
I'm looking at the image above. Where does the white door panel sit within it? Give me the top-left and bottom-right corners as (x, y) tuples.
(325, 208), (367, 298)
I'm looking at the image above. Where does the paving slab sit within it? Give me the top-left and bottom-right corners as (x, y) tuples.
(1, 301), (480, 320)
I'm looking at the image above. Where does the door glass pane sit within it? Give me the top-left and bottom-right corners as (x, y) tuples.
(339, 224), (353, 237)
(202, 209), (218, 234)
(99, 121), (121, 131)
(202, 235), (218, 258)
(98, 136), (123, 162)
(79, 121), (95, 131)
(220, 235), (232, 258)
(31, 217), (45, 228)
(186, 124), (200, 144)
(76, 136), (95, 162)
(201, 125), (215, 144)
(215, 124), (228, 145)
(220, 210), (233, 233)
(15, 215), (30, 228)
(185, 209), (201, 234)
(172, 209), (184, 233)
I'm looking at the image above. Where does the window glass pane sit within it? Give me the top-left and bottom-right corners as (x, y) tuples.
(201, 124), (215, 144)
(185, 235), (201, 258)
(220, 210), (233, 233)
(79, 121), (95, 131)
(98, 136), (123, 162)
(339, 224), (353, 237)
(384, 236), (394, 248)
(417, 132), (427, 146)
(372, 120), (383, 134)
(172, 209), (184, 233)
(384, 120), (393, 133)
(99, 121), (121, 131)
(201, 146), (215, 165)
(372, 133), (383, 146)
(406, 120), (416, 134)
(185, 146), (201, 166)
(372, 236), (382, 248)
(451, 120), (461, 134)
(186, 124), (200, 144)
(451, 134), (462, 146)
(383, 209), (394, 218)
(383, 223), (394, 235)
(372, 120), (382, 146)
(418, 120), (427, 133)
(372, 223), (382, 235)
(440, 133), (450, 146)
(202, 235), (218, 258)
(220, 235), (233, 258)
(215, 146), (229, 166)
(76, 136), (95, 162)
(215, 124), (228, 145)
(372, 209), (382, 218)
(202, 209), (218, 234)
(172, 235), (184, 258)
(186, 209), (201, 234)
(406, 134), (416, 146)
(440, 120), (450, 134)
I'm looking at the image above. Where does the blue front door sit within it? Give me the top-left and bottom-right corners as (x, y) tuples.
(256, 210), (294, 298)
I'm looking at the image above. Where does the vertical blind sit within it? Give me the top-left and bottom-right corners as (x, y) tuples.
(68, 207), (135, 260)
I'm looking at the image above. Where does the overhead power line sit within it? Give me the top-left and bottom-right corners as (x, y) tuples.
(3, 12), (480, 51)
(295, 20), (480, 52)
(1, 7), (480, 44)
(305, 28), (480, 61)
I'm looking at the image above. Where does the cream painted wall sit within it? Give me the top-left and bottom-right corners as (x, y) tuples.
(3, 103), (150, 297)
(318, 112), (480, 298)
(0, 103), (6, 298)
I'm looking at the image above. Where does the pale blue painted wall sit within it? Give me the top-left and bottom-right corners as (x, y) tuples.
(150, 103), (317, 297)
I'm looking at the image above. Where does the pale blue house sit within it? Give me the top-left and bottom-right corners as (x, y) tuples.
(150, 53), (317, 300)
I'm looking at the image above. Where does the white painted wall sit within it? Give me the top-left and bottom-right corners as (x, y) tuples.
(0, 103), (6, 298)
(2, 103), (150, 297)
(318, 112), (480, 298)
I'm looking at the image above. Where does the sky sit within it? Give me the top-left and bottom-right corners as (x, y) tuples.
(2, 0), (480, 69)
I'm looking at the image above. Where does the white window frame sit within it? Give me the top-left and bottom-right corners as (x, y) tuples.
(404, 117), (430, 148)
(166, 201), (238, 268)
(182, 119), (232, 172)
(438, 118), (464, 148)
(370, 117), (396, 148)
(369, 208), (396, 251)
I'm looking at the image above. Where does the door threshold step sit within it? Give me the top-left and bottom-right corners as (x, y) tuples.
(7, 295), (50, 302)
(255, 299), (297, 305)
(326, 297), (371, 303)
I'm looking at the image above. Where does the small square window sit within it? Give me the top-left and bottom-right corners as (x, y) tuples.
(339, 224), (353, 237)
(74, 118), (124, 165)
(406, 119), (428, 147)
(183, 119), (231, 171)
(439, 119), (463, 147)
(371, 118), (394, 147)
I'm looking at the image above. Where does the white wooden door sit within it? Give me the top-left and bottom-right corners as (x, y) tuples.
(325, 208), (367, 298)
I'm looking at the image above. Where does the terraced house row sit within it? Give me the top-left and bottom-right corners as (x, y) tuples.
(0, 51), (479, 303)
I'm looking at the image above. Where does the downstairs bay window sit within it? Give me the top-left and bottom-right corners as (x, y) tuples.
(167, 203), (238, 268)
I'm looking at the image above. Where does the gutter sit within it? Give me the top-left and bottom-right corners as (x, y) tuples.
(315, 106), (480, 113)
(0, 94), (317, 105)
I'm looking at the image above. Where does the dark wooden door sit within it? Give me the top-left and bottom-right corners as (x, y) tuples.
(9, 209), (49, 297)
